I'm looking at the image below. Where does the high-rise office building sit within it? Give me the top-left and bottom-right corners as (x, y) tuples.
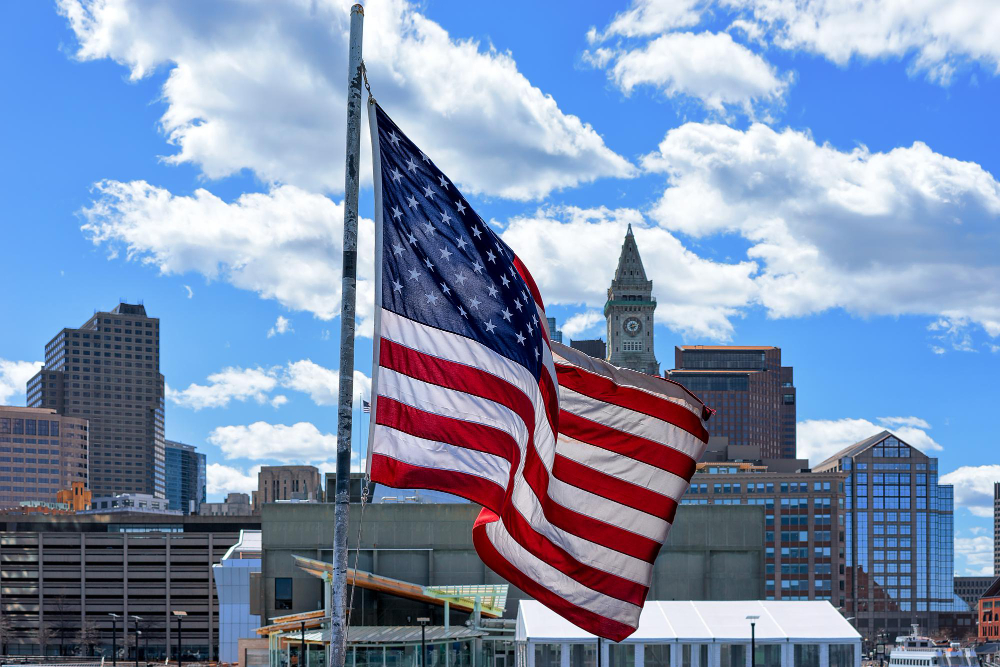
(570, 338), (606, 360)
(0, 407), (89, 505)
(166, 440), (207, 514)
(605, 224), (659, 375)
(26, 303), (166, 497)
(254, 465), (322, 507)
(668, 346), (796, 459)
(681, 460), (846, 603)
(545, 317), (564, 344)
(814, 430), (965, 636)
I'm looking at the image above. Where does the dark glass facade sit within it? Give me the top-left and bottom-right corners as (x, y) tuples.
(165, 439), (207, 514)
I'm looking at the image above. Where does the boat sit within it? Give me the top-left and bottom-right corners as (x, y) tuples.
(887, 626), (978, 667)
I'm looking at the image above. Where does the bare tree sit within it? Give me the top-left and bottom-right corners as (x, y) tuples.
(75, 621), (101, 658)
(49, 598), (77, 656)
(37, 622), (52, 657)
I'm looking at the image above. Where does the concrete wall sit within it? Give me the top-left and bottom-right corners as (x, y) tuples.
(260, 502), (764, 625)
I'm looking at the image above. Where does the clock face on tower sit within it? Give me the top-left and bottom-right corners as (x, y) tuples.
(623, 317), (642, 336)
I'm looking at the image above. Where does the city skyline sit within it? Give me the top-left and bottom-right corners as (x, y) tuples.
(1, 0), (998, 579)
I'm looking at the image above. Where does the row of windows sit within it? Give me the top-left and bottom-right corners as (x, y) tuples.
(0, 419), (60, 436)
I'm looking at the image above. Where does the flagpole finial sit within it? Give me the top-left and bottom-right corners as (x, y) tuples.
(352, 3), (364, 15)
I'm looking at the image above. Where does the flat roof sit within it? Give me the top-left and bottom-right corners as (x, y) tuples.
(678, 346), (777, 350)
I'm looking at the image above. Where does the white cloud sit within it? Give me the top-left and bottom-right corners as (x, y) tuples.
(561, 310), (605, 340)
(642, 122), (1000, 337)
(208, 421), (337, 463)
(0, 359), (44, 405)
(168, 359), (371, 409)
(58, 0), (633, 201)
(954, 534), (994, 576)
(168, 366), (279, 410)
(206, 462), (260, 496)
(80, 181), (378, 330)
(941, 464), (1000, 518)
(590, 0), (704, 41)
(725, 0), (1000, 84)
(183, 284), (193, 298)
(797, 416), (942, 466)
(283, 360), (371, 407)
(502, 206), (758, 340)
(602, 31), (789, 113)
(267, 315), (293, 338)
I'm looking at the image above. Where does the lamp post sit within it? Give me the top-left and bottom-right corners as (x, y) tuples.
(417, 617), (430, 667)
(172, 611), (187, 667)
(301, 620), (307, 667)
(130, 615), (143, 667)
(747, 615), (760, 667)
(109, 613), (121, 667)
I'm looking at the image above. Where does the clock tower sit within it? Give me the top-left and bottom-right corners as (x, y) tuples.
(605, 224), (659, 375)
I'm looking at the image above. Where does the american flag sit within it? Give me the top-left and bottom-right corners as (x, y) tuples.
(362, 399), (371, 414)
(366, 101), (712, 641)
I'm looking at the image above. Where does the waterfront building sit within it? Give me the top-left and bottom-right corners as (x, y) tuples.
(200, 492), (256, 516)
(978, 577), (1000, 642)
(0, 406), (88, 505)
(26, 302), (166, 498)
(82, 491), (180, 514)
(516, 599), (861, 667)
(569, 338), (606, 360)
(165, 439), (206, 514)
(814, 431), (966, 637)
(668, 346), (796, 459)
(545, 317), (563, 344)
(56, 480), (91, 510)
(255, 465), (322, 506)
(681, 460), (846, 603)
(605, 225), (659, 375)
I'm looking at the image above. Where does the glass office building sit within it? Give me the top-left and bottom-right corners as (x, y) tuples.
(814, 431), (966, 638)
(165, 439), (207, 514)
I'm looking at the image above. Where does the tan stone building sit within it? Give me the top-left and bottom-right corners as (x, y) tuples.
(254, 465), (322, 508)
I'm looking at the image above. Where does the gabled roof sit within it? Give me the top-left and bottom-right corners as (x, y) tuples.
(813, 430), (892, 471)
(612, 224), (649, 285)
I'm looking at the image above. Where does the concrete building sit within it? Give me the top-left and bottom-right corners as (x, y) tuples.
(83, 492), (179, 514)
(26, 302), (166, 498)
(165, 440), (206, 514)
(0, 512), (259, 657)
(201, 492), (256, 516)
(214, 530), (262, 663)
(255, 465), (322, 506)
(569, 339), (606, 360)
(814, 431), (965, 637)
(259, 502), (765, 626)
(682, 461), (846, 603)
(668, 346), (796, 459)
(954, 575), (994, 612)
(605, 225), (659, 375)
(0, 406), (89, 506)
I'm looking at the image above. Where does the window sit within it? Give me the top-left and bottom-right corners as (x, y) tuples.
(275, 577), (293, 609)
(570, 644), (597, 667)
(794, 645), (820, 667)
(755, 645), (782, 667)
(535, 645), (562, 667)
(644, 645), (670, 667)
(830, 646), (854, 667)
(721, 645), (746, 667)
(609, 645), (634, 667)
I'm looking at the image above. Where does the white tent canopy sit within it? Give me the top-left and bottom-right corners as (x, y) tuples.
(516, 600), (861, 644)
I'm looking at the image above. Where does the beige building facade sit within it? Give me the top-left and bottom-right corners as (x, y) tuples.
(0, 406), (88, 506)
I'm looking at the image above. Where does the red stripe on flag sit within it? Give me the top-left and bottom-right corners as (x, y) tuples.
(556, 363), (709, 442)
(473, 509), (638, 643)
(559, 411), (697, 481)
(370, 454), (506, 510)
(553, 454), (680, 524)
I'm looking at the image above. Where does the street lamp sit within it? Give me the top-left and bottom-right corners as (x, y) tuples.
(172, 611), (187, 667)
(130, 615), (143, 667)
(417, 617), (431, 667)
(109, 613), (121, 667)
(301, 620), (307, 667)
(747, 615), (760, 667)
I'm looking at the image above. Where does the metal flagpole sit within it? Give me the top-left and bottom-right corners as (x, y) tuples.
(331, 4), (364, 667)
(365, 81), (383, 476)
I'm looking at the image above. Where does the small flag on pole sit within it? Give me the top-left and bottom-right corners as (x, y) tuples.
(366, 100), (711, 641)
(362, 399), (371, 414)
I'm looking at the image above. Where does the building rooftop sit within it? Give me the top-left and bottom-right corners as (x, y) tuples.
(678, 346), (778, 350)
(0, 406), (59, 414)
(813, 430), (893, 471)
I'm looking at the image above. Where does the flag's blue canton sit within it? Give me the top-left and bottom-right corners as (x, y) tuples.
(376, 104), (543, 379)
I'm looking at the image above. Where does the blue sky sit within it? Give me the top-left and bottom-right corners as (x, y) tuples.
(1, 1), (999, 574)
